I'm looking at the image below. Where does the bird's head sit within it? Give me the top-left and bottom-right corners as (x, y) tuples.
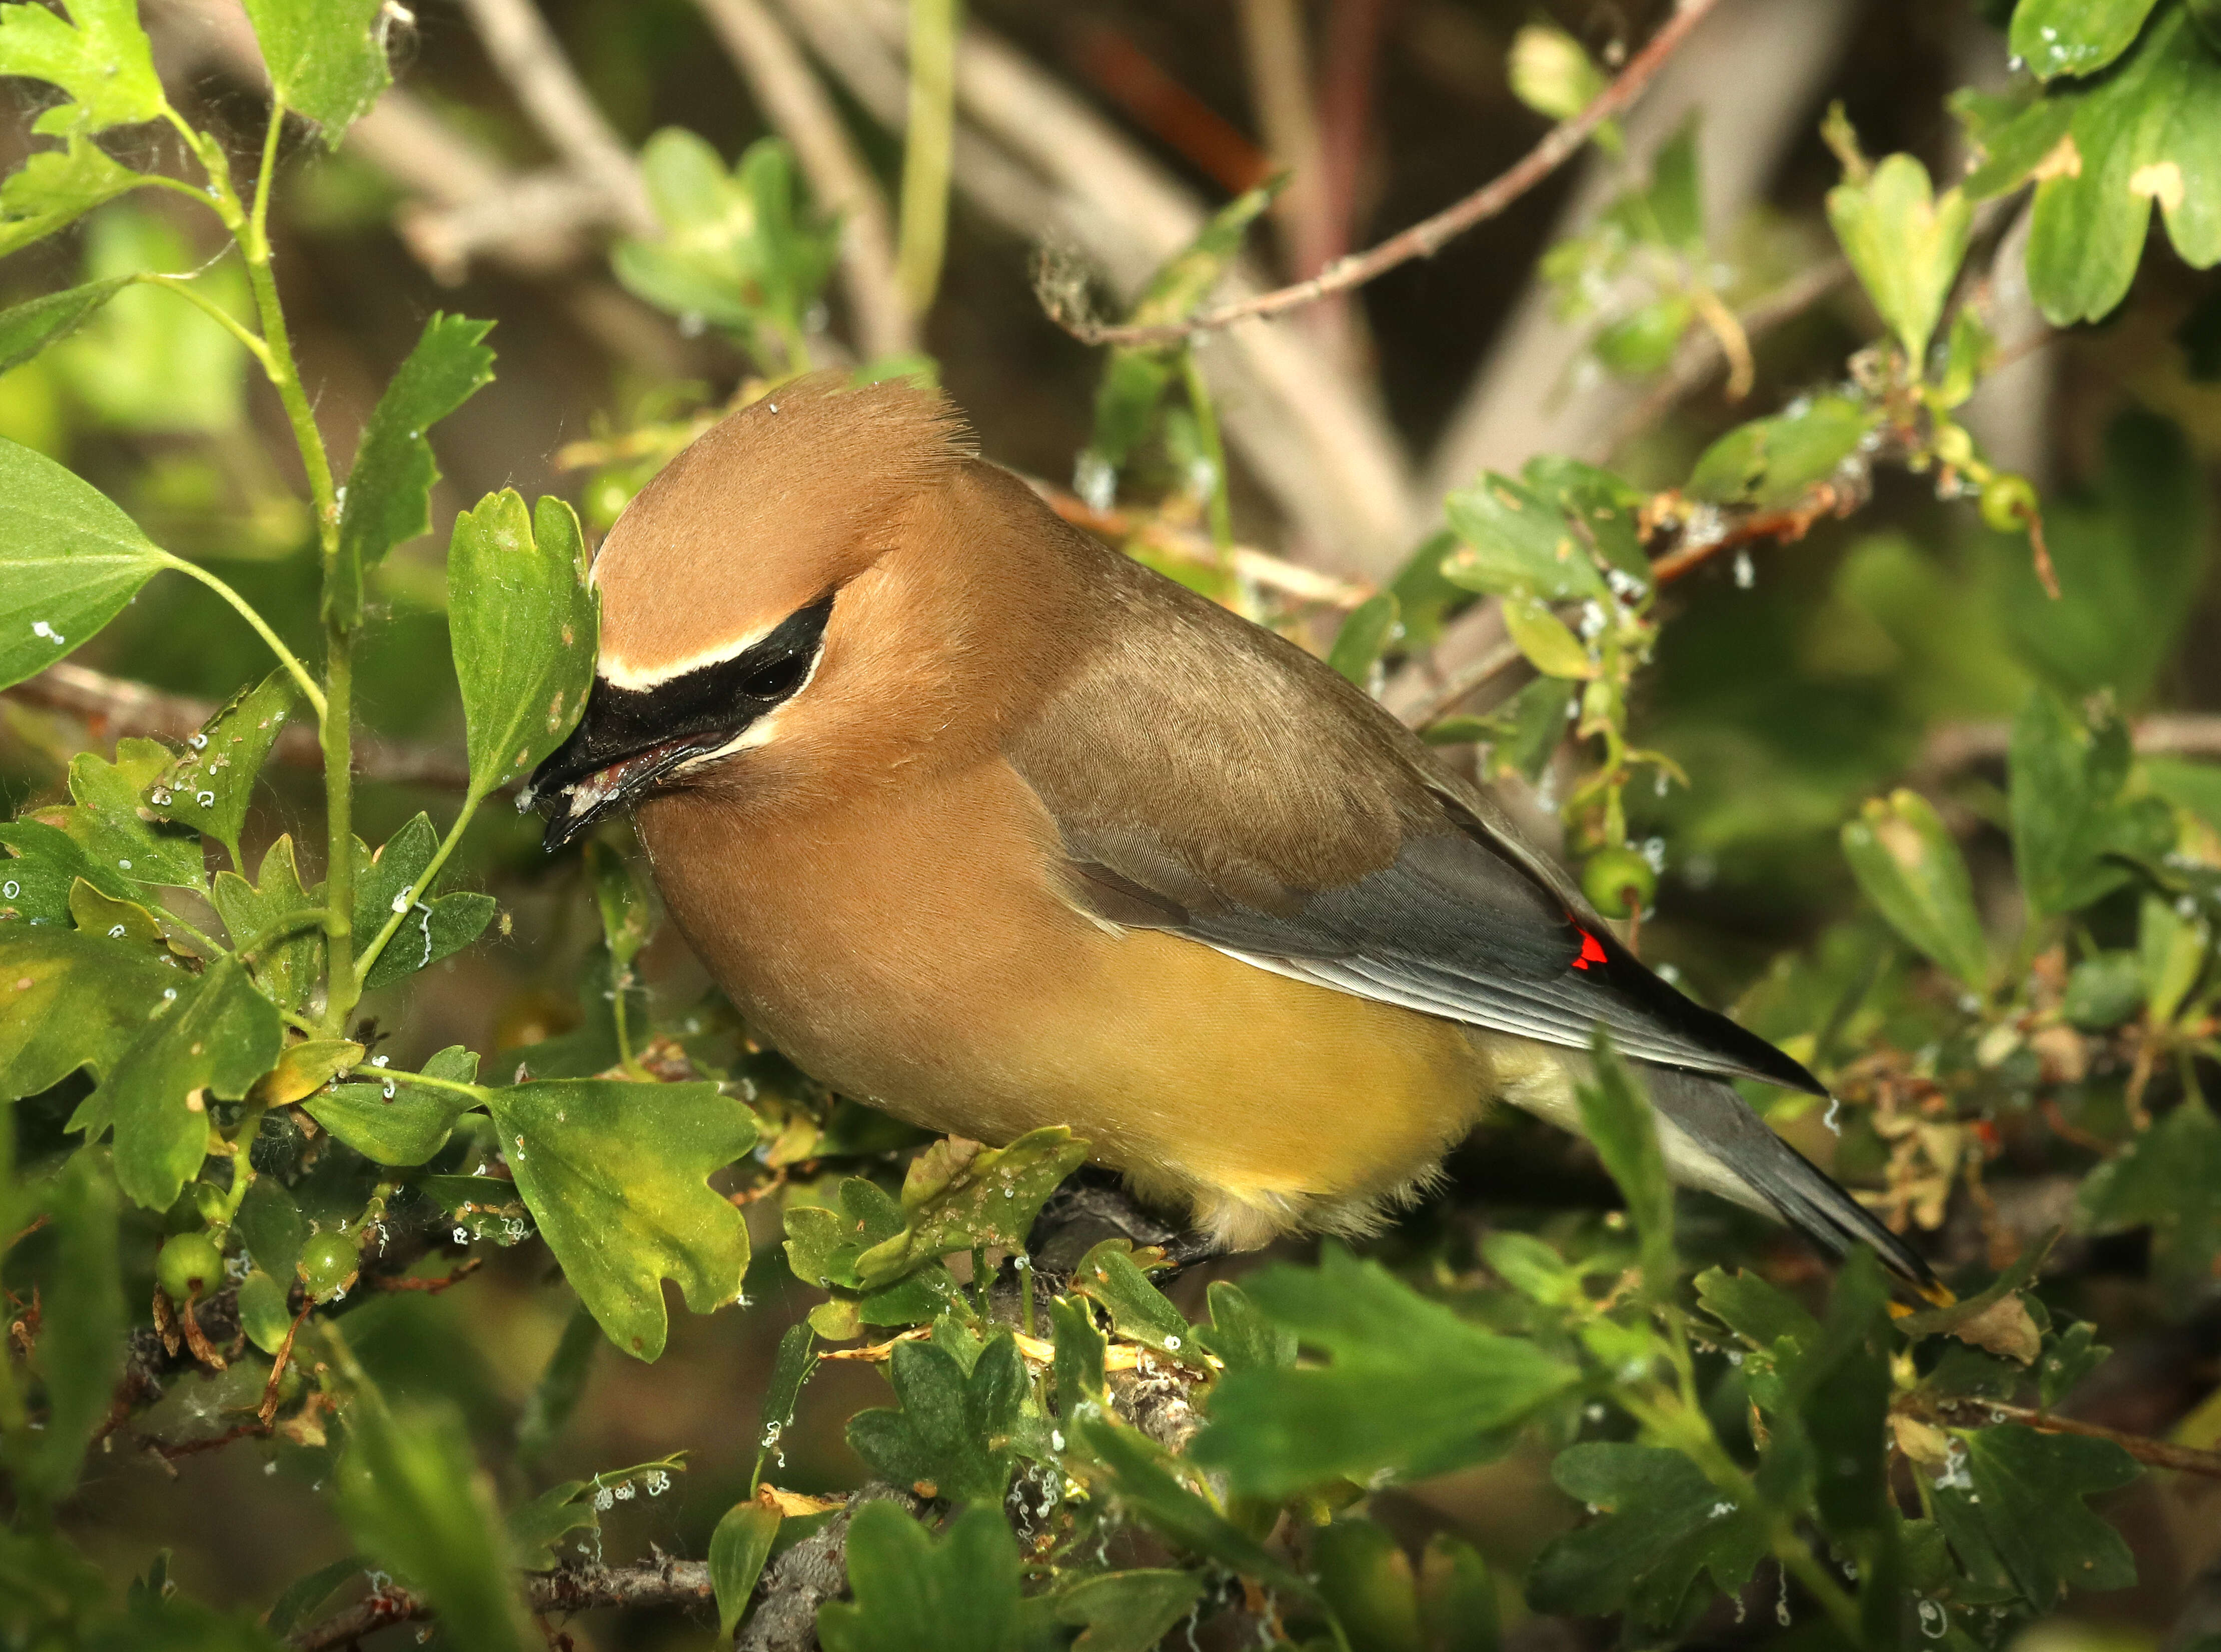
(528, 374), (980, 851)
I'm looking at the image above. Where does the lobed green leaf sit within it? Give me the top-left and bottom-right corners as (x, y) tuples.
(242, 0), (393, 147)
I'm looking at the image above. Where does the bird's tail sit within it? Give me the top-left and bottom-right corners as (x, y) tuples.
(1639, 1063), (1946, 1300)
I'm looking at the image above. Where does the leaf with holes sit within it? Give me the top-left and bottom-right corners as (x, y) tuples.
(483, 1077), (755, 1359)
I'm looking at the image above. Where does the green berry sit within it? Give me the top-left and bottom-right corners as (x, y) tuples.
(1582, 847), (1657, 919)
(157, 1232), (224, 1304)
(1978, 473), (2038, 535)
(297, 1232), (360, 1303)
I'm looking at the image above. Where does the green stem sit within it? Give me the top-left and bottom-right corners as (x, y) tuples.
(1774, 1536), (1863, 1641)
(351, 793), (482, 990)
(159, 907), (230, 962)
(1181, 350), (1234, 554)
(139, 273), (275, 374)
(155, 553), (326, 718)
(894, 0), (959, 316)
(369, 1067), (488, 1104)
(320, 638), (357, 1036)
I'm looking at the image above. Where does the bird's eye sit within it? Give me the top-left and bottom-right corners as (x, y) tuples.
(740, 652), (810, 702)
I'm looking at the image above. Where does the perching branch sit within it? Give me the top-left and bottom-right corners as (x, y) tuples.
(1048, 0), (1724, 349)
(287, 1556), (715, 1651)
(1931, 1396), (2221, 1481)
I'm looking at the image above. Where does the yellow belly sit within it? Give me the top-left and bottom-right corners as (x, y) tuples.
(636, 770), (1493, 1248)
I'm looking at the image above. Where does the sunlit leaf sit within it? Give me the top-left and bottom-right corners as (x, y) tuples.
(1501, 596), (1593, 680)
(1443, 474), (1606, 602)
(0, 136), (147, 258)
(1069, 1241), (1191, 1357)
(1825, 152), (1971, 364)
(1841, 789), (1990, 990)
(0, 437), (171, 690)
(39, 739), (207, 892)
(242, 0), (393, 146)
(449, 491), (596, 800)
(0, 0), (164, 131)
(308, 1045), (479, 1166)
(710, 1500), (780, 1640)
(2009, 0), (2162, 81)
(330, 313), (496, 625)
(0, 275), (131, 374)
(854, 1127), (1089, 1288)
(482, 1077), (755, 1359)
(0, 817), (138, 928)
(1686, 394), (1879, 509)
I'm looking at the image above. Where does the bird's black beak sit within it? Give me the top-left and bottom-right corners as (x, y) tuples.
(526, 685), (752, 852)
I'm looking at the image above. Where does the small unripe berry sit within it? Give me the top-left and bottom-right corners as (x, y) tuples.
(1582, 847), (1656, 919)
(297, 1232), (360, 1303)
(157, 1232), (224, 1304)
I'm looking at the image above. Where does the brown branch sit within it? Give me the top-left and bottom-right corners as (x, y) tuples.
(695, 0), (916, 360)
(455, 0), (656, 237)
(1912, 713), (2221, 785)
(1934, 1397), (2221, 1480)
(1037, 486), (1373, 608)
(5, 662), (473, 790)
(1054, 0), (1724, 348)
(287, 1557), (716, 1652)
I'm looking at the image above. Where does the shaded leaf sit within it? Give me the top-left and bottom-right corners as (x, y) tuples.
(1192, 1245), (1576, 1496)
(308, 1045), (480, 1167)
(2010, 691), (2144, 918)
(752, 1322), (818, 1488)
(483, 1077), (755, 1359)
(210, 836), (322, 1018)
(1314, 1518), (1425, 1652)
(817, 1501), (1048, 1652)
(845, 1333), (1024, 1504)
(1328, 590), (1401, 687)
(336, 1392), (533, 1652)
(87, 953), (281, 1209)
(13, 1155), (123, 1506)
(1526, 1443), (1768, 1629)
(1195, 1280), (1293, 1375)
(710, 1501), (780, 1640)
(1053, 1569), (1205, 1652)
(1070, 1241), (1192, 1357)
(449, 491), (596, 799)
(330, 313), (495, 625)
(1080, 1420), (1310, 1598)
(1575, 1027), (1675, 1287)
(1687, 394), (1879, 508)
(2075, 1098), (2221, 1303)
(1928, 1425), (2138, 1606)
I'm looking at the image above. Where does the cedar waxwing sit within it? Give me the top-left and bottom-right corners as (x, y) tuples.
(529, 375), (1934, 1290)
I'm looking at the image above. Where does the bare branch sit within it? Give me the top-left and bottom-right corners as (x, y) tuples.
(1913, 713), (2221, 784)
(1052, 0), (1723, 350)
(288, 1556), (716, 1651)
(455, 0), (656, 236)
(695, 0), (916, 360)
(5, 663), (471, 790)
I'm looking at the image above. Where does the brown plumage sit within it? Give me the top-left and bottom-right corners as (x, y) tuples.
(533, 375), (1934, 1284)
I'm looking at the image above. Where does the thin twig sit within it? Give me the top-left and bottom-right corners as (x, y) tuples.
(455, 0), (655, 236)
(5, 662), (473, 790)
(287, 1558), (716, 1652)
(1038, 487), (1373, 608)
(1934, 1397), (2221, 1480)
(1053, 0), (1724, 348)
(1912, 713), (2221, 783)
(695, 0), (915, 358)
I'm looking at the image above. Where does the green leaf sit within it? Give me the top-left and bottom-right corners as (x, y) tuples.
(1327, 591), (1401, 687)
(236, 1269), (291, 1355)
(1, 817), (129, 926)
(2026, 10), (2192, 324)
(44, 739), (208, 892)
(1419, 1533), (1499, 1652)
(0, 136), (147, 258)
(482, 1078), (755, 1359)
(817, 1501), (1048, 1652)
(336, 1392), (534, 1652)
(1686, 394), (1881, 508)
(2010, 691), (2142, 918)
(0, 925), (180, 1101)
(1525, 1443), (1769, 1629)
(329, 313), (496, 625)
(90, 952), (280, 1209)
(1575, 1028), (1676, 1285)
(1825, 151), (1971, 364)
(1314, 1518), (1426, 1652)
(209, 836), (322, 1018)
(1053, 1569), (1205, 1652)
(2139, 892), (2207, 1025)
(1593, 293), (1695, 376)
(1069, 1240), (1192, 1357)
(1841, 789), (1991, 990)
(586, 838), (656, 972)
(1693, 1266), (1820, 1350)
(1928, 1425), (2139, 1606)
(2010, 0), (2161, 80)
(236, 1173), (309, 1280)
(505, 1482), (599, 1573)
(0, 0), (164, 131)
(241, 0), (392, 145)
(752, 1322), (818, 1486)
(515, 1301), (601, 1467)
(308, 1045), (480, 1166)
(1079, 1420), (1311, 1598)
(12, 1155), (123, 1506)
(352, 813), (496, 991)
(1955, 91), (2076, 202)
(855, 1127), (1089, 1288)
(846, 1333), (1025, 1503)
(1195, 1280), (1294, 1375)
(264, 1557), (368, 1639)
(449, 491), (597, 800)
(2062, 950), (2144, 1029)
(1192, 1244), (1577, 1496)
(1442, 474), (1606, 602)
(0, 437), (171, 690)
(1500, 596), (1593, 680)
(1052, 1293), (1107, 1415)
(2075, 1098), (2221, 1302)
(710, 1501), (781, 1640)
(0, 275), (131, 374)
(150, 668), (296, 866)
